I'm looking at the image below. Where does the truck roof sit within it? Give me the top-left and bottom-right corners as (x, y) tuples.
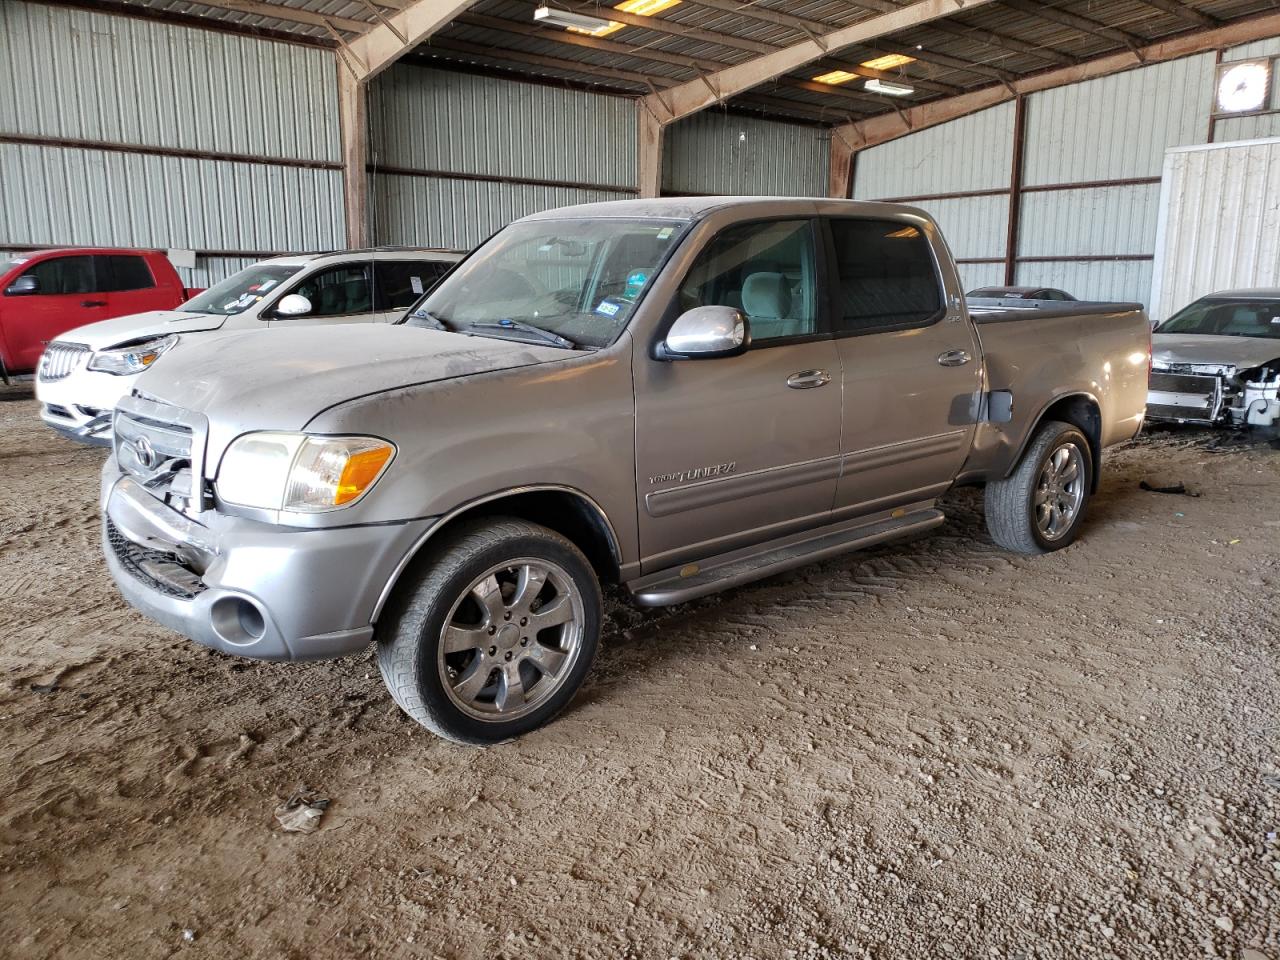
(519, 196), (919, 223)
(1201, 288), (1280, 300)
(261, 247), (464, 267)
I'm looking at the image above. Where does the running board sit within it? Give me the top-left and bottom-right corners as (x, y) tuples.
(629, 508), (945, 607)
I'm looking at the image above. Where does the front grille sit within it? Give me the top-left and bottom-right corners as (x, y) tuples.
(38, 342), (90, 382)
(106, 518), (206, 600)
(114, 402), (203, 514)
(1149, 371), (1220, 394)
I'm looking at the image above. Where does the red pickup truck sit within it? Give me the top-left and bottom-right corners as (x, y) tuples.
(0, 248), (200, 379)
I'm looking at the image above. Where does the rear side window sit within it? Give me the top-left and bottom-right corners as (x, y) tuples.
(374, 261), (448, 311)
(21, 255), (97, 295)
(98, 255), (156, 292)
(827, 219), (943, 334)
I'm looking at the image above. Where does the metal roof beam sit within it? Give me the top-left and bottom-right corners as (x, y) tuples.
(1137, 0), (1219, 29)
(640, 0), (1002, 124)
(173, 0), (368, 33)
(348, 0), (482, 80)
(832, 10), (1280, 151)
(455, 12), (890, 108)
(685, 0), (1077, 71)
(999, 1), (1145, 50)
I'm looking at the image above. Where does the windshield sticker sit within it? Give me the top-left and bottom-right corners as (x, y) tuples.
(257, 279), (278, 291)
(410, 276), (424, 295)
(595, 300), (621, 317)
(624, 271), (647, 299)
(656, 227), (674, 240)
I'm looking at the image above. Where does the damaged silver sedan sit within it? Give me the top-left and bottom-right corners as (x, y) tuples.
(1147, 289), (1280, 429)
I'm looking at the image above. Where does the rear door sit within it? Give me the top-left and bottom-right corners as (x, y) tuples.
(3, 255), (108, 370)
(825, 217), (983, 516)
(96, 254), (168, 316)
(632, 218), (843, 572)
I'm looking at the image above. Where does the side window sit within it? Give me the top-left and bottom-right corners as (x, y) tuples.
(98, 255), (156, 292)
(828, 219), (943, 335)
(289, 264), (372, 317)
(374, 261), (437, 312)
(22, 256), (98, 295)
(679, 220), (816, 344)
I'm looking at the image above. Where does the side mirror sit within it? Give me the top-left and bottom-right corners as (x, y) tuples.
(658, 306), (750, 360)
(274, 293), (312, 318)
(5, 275), (39, 296)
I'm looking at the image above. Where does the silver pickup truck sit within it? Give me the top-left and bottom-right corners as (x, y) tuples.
(100, 198), (1150, 744)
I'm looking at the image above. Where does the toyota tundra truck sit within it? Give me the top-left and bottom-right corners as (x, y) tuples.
(100, 198), (1151, 744)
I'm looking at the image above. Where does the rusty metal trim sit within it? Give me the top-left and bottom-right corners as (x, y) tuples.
(0, 134), (342, 172)
(369, 163), (639, 195)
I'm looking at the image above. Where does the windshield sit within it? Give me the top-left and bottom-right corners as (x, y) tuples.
(182, 264), (303, 316)
(403, 218), (689, 348)
(1157, 298), (1280, 340)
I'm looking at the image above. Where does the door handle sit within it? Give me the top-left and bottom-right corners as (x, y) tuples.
(786, 369), (831, 389)
(937, 349), (971, 367)
(81, 300), (107, 308)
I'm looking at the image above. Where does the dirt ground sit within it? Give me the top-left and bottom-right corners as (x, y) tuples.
(0, 386), (1276, 960)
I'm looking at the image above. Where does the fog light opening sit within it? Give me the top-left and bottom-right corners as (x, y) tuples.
(211, 596), (267, 645)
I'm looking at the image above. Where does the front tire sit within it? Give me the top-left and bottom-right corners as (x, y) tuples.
(376, 518), (602, 744)
(984, 420), (1093, 554)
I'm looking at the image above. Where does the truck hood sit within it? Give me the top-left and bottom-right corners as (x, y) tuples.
(135, 324), (568, 445)
(56, 310), (227, 350)
(1152, 334), (1280, 371)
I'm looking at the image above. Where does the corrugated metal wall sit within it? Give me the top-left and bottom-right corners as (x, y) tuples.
(0, 0), (343, 286)
(368, 65), (637, 249)
(1023, 55), (1215, 184)
(663, 112), (829, 197)
(850, 42), (1280, 308)
(0, 142), (344, 253)
(854, 103), (1015, 198)
(1150, 138), (1280, 324)
(854, 103), (1014, 292)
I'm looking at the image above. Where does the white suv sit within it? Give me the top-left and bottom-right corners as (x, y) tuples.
(36, 247), (462, 444)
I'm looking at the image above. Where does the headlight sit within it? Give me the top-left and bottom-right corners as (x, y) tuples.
(87, 335), (178, 375)
(216, 432), (395, 513)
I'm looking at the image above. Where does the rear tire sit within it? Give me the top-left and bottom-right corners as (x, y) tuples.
(984, 420), (1093, 555)
(376, 518), (602, 745)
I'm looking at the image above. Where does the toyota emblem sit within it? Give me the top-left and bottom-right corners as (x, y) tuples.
(134, 436), (158, 470)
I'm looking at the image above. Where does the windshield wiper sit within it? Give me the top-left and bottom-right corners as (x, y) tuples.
(407, 309), (453, 331)
(463, 319), (578, 349)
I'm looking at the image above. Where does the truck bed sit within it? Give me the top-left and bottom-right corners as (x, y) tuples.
(957, 299), (1150, 484)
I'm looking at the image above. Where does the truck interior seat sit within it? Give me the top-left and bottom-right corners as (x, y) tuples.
(743, 271), (812, 339)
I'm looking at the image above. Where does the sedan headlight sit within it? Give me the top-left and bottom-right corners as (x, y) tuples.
(87, 335), (178, 375)
(217, 432), (396, 513)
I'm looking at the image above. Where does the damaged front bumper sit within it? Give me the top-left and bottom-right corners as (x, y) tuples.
(101, 460), (434, 661)
(1147, 364), (1280, 427)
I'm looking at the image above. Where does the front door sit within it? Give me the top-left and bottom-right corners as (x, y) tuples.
(267, 262), (389, 327)
(8, 255), (109, 369)
(824, 217), (983, 516)
(633, 219), (842, 572)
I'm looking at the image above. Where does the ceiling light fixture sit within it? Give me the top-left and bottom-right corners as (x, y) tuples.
(534, 0), (681, 38)
(616, 0), (681, 15)
(533, 6), (618, 35)
(860, 53), (916, 71)
(865, 78), (915, 97)
(813, 69), (859, 86)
